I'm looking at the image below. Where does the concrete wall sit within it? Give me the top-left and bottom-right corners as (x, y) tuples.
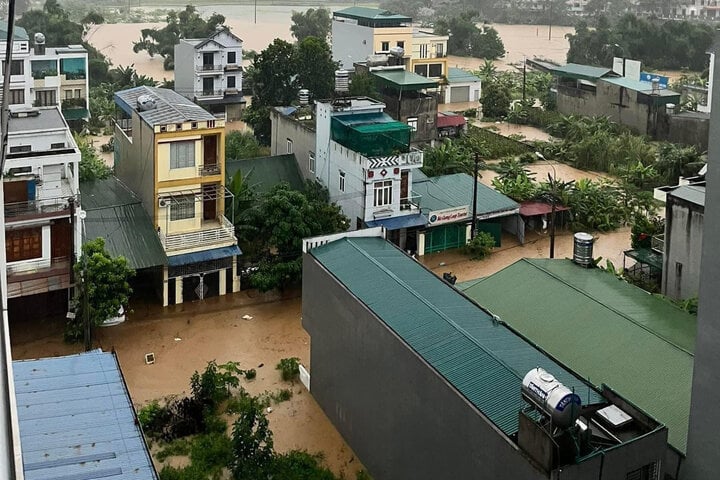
(655, 112), (710, 152)
(113, 116), (155, 222)
(381, 92), (438, 144)
(662, 195), (704, 300)
(174, 41), (195, 100)
(270, 111), (315, 181)
(332, 21), (373, 69)
(302, 253), (547, 480)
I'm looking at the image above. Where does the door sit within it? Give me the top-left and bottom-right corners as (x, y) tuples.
(202, 53), (214, 69)
(4, 180), (28, 203)
(400, 171), (409, 206)
(203, 135), (217, 167)
(450, 86), (471, 103)
(51, 219), (72, 259)
(202, 77), (214, 95)
(203, 184), (217, 221)
(424, 224), (467, 254)
(6, 227), (42, 262)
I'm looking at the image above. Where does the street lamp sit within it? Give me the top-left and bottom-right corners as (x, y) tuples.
(471, 152), (481, 240)
(535, 151), (558, 259)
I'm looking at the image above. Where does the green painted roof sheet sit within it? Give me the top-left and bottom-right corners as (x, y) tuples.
(311, 237), (602, 437)
(460, 258), (696, 453)
(624, 248), (663, 271)
(412, 173), (519, 216)
(0, 22), (28, 40)
(61, 108), (90, 121)
(447, 67), (481, 84)
(602, 77), (680, 98)
(372, 70), (438, 91)
(81, 177), (167, 270)
(551, 63), (613, 81)
(226, 154), (304, 194)
(333, 7), (411, 23)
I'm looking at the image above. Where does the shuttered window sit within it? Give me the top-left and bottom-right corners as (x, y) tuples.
(170, 141), (195, 169)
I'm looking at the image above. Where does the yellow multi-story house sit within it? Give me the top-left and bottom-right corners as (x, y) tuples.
(411, 28), (449, 81)
(113, 86), (240, 306)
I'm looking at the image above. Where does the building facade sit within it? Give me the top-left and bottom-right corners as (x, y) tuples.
(173, 28), (245, 121)
(3, 107), (80, 301)
(331, 7), (413, 70)
(0, 23), (89, 124)
(410, 29), (448, 80)
(113, 86), (240, 306)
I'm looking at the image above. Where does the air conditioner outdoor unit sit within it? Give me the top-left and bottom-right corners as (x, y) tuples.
(158, 198), (169, 208)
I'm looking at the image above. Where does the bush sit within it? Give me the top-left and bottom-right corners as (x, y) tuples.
(276, 357), (301, 382)
(481, 82), (511, 119)
(463, 126), (531, 159)
(270, 388), (293, 404)
(244, 369), (257, 380)
(464, 232), (496, 260)
(138, 401), (172, 439)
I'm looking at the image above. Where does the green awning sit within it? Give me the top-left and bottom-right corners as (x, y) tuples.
(624, 248), (663, 270)
(62, 108), (89, 121)
(372, 70), (438, 91)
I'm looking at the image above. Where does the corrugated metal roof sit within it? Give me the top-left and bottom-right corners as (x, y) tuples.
(226, 154), (305, 193)
(0, 21), (28, 40)
(13, 350), (158, 480)
(114, 86), (216, 126)
(447, 67), (481, 84)
(81, 177), (167, 270)
(670, 184), (705, 207)
(412, 173), (519, 217)
(371, 70), (438, 91)
(311, 237), (602, 437)
(460, 258), (696, 453)
(551, 63), (613, 81)
(601, 77), (680, 98)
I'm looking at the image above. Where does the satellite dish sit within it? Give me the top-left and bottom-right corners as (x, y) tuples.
(34, 32), (45, 44)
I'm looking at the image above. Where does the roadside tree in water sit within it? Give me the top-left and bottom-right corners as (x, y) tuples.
(435, 14), (505, 59)
(75, 134), (112, 181)
(290, 8), (332, 42)
(481, 81), (512, 119)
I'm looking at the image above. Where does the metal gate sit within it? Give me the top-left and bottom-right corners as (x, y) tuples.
(450, 85), (470, 103)
(424, 223), (467, 254)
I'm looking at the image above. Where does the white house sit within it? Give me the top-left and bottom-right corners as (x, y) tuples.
(174, 28), (245, 121)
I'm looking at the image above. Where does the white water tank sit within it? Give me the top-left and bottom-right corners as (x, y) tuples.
(522, 368), (582, 429)
(335, 70), (350, 93)
(298, 89), (310, 105)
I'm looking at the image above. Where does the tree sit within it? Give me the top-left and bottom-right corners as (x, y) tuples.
(133, 6), (226, 70)
(230, 397), (274, 480)
(422, 140), (472, 177)
(225, 131), (269, 160)
(66, 238), (135, 343)
(435, 14), (505, 59)
(481, 81), (511, 118)
(295, 37), (338, 101)
(290, 8), (331, 42)
(349, 73), (379, 99)
(75, 134), (112, 181)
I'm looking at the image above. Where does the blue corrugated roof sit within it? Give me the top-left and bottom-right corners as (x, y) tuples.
(365, 213), (427, 230)
(167, 245), (241, 267)
(310, 237), (602, 436)
(13, 350), (157, 480)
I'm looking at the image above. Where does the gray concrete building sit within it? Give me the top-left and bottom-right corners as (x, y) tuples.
(303, 232), (668, 480)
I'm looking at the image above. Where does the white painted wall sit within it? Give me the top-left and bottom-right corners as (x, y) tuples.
(332, 20), (373, 70)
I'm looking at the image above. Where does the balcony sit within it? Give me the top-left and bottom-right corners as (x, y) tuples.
(197, 89), (224, 98)
(159, 215), (236, 253)
(197, 64), (223, 74)
(198, 164), (221, 176)
(651, 234), (664, 254)
(400, 191), (422, 211)
(5, 196), (72, 223)
(7, 256), (71, 299)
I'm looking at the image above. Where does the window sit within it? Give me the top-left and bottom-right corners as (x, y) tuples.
(170, 195), (196, 221)
(2, 60), (23, 76)
(419, 44), (428, 59)
(381, 41), (390, 51)
(75, 89), (81, 98)
(170, 141), (196, 169)
(35, 89), (56, 106)
(9, 89), (24, 105)
(339, 171), (346, 192)
(407, 117), (418, 132)
(429, 63), (443, 77)
(9, 145), (31, 153)
(309, 151), (315, 173)
(7, 166), (31, 176)
(51, 142), (65, 149)
(625, 462), (658, 480)
(65, 89), (73, 100)
(414, 64), (428, 77)
(374, 180), (392, 207)
(397, 41), (405, 49)
(286, 138), (293, 154)
(227, 76), (236, 88)
(227, 51), (237, 64)
(6, 227), (42, 262)
(436, 43), (444, 57)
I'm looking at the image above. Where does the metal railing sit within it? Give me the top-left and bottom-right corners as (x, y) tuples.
(159, 215), (235, 252)
(400, 192), (422, 211)
(198, 64), (223, 72)
(115, 117), (132, 138)
(7, 256), (69, 275)
(651, 234), (665, 254)
(198, 89), (224, 98)
(4, 197), (71, 220)
(198, 164), (221, 176)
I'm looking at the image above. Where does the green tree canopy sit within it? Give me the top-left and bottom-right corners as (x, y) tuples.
(132, 5), (226, 70)
(75, 134), (112, 181)
(290, 8), (331, 42)
(435, 14), (505, 59)
(295, 36), (338, 101)
(225, 131), (269, 160)
(481, 81), (511, 118)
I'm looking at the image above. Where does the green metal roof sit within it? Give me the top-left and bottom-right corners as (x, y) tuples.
(412, 173), (519, 217)
(670, 184), (705, 207)
(333, 7), (411, 24)
(61, 108), (90, 121)
(460, 258), (696, 453)
(81, 177), (167, 270)
(447, 67), (482, 84)
(0, 22), (28, 41)
(625, 248), (663, 271)
(372, 70), (438, 91)
(311, 237), (602, 437)
(551, 63), (613, 81)
(226, 154), (304, 194)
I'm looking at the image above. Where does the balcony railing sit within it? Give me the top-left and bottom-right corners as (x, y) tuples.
(198, 89), (224, 98)
(5, 197), (71, 221)
(198, 64), (223, 72)
(7, 256), (70, 275)
(159, 215), (236, 252)
(651, 234), (665, 254)
(198, 164), (221, 176)
(400, 192), (422, 211)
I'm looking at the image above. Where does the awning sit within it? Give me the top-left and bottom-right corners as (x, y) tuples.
(365, 214), (427, 230)
(168, 245), (242, 267)
(624, 248), (663, 271)
(61, 108), (89, 121)
(519, 201), (571, 217)
(437, 113), (466, 129)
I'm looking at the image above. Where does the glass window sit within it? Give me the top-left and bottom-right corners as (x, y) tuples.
(60, 58), (86, 80)
(419, 44), (428, 59)
(339, 171), (345, 192)
(227, 76), (236, 88)
(436, 43), (444, 57)
(429, 63), (443, 77)
(9, 145), (31, 153)
(170, 195), (196, 221)
(75, 89), (81, 98)
(170, 141), (196, 169)
(381, 41), (389, 51)
(407, 117), (418, 132)
(3, 60), (24, 76)
(31, 59), (56, 79)
(227, 51), (237, 64)
(286, 139), (293, 154)
(9, 89), (24, 105)
(309, 151), (315, 173)
(397, 41), (405, 48)
(374, 180), (392, 207)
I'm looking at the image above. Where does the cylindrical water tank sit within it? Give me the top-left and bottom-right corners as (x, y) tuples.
(573, 232), (594, 267)
(666, 103), (676, 114)
(335, 70), (350, 93)
(522, 368), (582, 429)
(298, 89), (310, 105)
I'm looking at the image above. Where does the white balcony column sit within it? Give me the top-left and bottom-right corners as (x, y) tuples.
(162, 267), (169, 307)
(418, 232), (426, 256)
(175, 276), (183, 305)
(219, 268), (226, 296)
(232, 257), (240, 292)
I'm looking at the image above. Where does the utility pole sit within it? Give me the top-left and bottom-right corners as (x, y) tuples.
(471, 153), (480, 240)
(522, 56), (527, 103)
